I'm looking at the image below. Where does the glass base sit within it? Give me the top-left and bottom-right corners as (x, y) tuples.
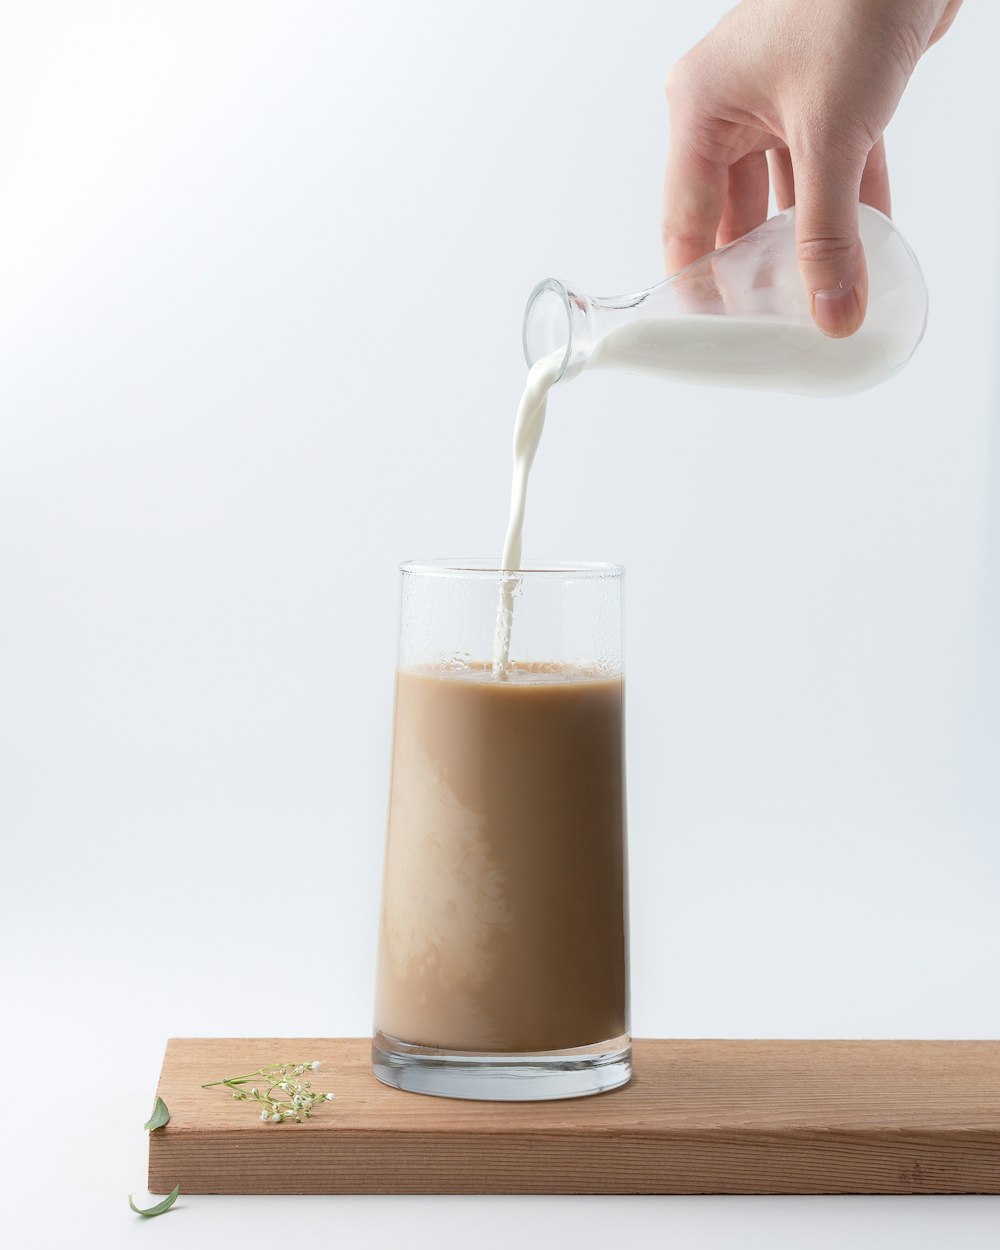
(371, 1030), (632, 1101)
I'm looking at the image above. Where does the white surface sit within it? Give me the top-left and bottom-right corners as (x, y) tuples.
(1, 1), (998, 1244)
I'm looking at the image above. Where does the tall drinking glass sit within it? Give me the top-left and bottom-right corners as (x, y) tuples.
(373, 559), (629, 1100)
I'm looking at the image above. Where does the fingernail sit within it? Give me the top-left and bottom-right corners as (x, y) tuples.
(811, 285), (861, 337)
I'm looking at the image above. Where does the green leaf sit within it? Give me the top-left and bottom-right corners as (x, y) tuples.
(129, 1185), (180, 1218)
(144, 1096), (170, 1131)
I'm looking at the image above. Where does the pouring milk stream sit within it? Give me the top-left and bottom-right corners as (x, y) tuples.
(491, 204), (928, 676)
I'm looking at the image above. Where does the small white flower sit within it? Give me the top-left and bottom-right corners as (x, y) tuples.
(205, 1061), (335, 1122)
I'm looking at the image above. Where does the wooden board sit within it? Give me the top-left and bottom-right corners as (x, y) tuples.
(148, 1038), (1000, 1195)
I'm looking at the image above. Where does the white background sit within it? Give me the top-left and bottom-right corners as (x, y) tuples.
(2, 1), (998, 1245)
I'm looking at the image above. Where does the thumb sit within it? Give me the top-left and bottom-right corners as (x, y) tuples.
(791, 148), (868, 338)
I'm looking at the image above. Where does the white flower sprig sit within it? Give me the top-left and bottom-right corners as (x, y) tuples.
(202, 1061), (335, 1123)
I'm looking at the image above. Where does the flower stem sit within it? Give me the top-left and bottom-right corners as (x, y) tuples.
(201, 1070), (265, 1089)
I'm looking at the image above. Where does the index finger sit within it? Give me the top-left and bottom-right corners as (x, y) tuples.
(661, 126), (728, 276)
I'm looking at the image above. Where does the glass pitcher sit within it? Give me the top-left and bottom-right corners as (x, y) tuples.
(523, 205), (928, 398)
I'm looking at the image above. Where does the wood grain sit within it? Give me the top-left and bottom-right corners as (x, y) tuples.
(148, 1038), (1000, 1194)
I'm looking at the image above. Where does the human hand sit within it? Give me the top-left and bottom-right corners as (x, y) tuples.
(662, 0), (962, 336)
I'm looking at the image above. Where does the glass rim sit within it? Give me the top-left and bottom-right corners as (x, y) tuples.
(400, 557), (625, 579)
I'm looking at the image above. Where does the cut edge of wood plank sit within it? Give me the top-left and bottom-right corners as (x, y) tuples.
(148, 1038), (1000, 1195)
